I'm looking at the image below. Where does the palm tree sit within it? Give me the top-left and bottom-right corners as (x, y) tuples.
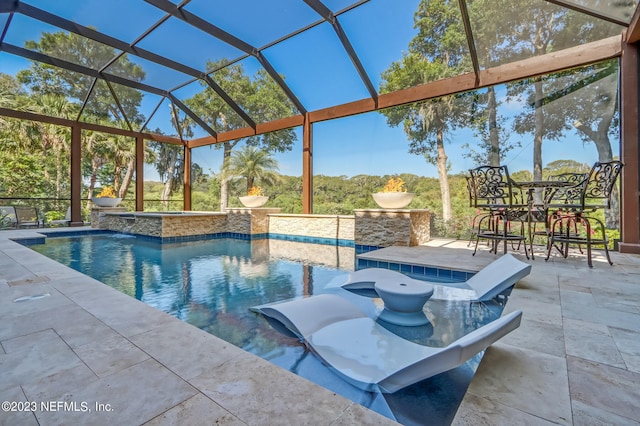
(224, 145), (279, 194)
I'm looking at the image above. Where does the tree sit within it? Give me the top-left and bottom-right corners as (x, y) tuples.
(18, 31), (145, 125)
(224, 145), (280, 194)
(562, 61), (621, 228)
(502, 1), (620, 174)
(186, 61), (297, 210)
(0, 76), (75, 210)
(380, 0), (472, 222)
(27, 94), (76, 205)
(471, 0), (620, 213)
(543, 160), (591, 177)
(17, 30), (145, 202)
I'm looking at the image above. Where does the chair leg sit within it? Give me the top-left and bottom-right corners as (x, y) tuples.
(573, 219), (584, 254)
(546, 216), (564, 262)
(602, 229), (614, 266)
(584, 218), (593, 268)
(472, 236), (481, 256)
(467, 216), (476, 247)
(563, 217), (576, 259)
(591, 216), (614, 266)
(472, 215), (489, 256)
(545, 219), (555, 262)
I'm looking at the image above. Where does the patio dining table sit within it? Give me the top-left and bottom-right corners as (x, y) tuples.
(513, 180), (574, 259)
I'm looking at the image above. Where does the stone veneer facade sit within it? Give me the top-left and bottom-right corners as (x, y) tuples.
(96, 211), (227, 238)
(268, 214), (355, 242)
(226, 208), (282, 235)
(90, 207), (127, 228)
(96, 208), (431, 247)
(354, 209), (431, 247)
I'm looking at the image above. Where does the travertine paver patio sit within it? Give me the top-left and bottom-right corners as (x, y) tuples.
(1, 228), (639, 425)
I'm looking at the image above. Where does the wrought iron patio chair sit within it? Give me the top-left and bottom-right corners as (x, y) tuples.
(469, 165), (529, 258)
(527, 172), (589, 254)
(545, 161), (623, 267)
(465, 175), (494, 247)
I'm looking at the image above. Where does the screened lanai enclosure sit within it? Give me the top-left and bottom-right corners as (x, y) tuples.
(0, 0), (639, 254)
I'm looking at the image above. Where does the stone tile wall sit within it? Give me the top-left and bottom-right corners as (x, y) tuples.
(226, 208), (281, 235)
(354, 209), (431, 247)
(91, 207), (127, 228)
(98, 212), (227, 238)
(268, 214), (355, 241)
(409, 210), (432, 246)
(96, 209), (430, 247)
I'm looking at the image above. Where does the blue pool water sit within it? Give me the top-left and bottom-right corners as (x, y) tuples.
(30, 233), (505, 425)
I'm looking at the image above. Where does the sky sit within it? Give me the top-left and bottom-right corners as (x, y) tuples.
(0, 0), (619, 182)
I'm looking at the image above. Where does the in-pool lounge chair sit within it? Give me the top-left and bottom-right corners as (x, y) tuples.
(343, 253), (531, 301)
(253, 294), (522, 393)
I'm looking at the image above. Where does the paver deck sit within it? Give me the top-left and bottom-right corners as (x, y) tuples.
(1, 228), (639, 425)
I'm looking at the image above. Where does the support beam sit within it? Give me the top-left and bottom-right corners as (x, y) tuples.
(2, 36), (622, 150)
(544, 0), (630, 27)
(184, 145), (192, 211)
(136, 136), (145, 212)
(0, 43), (166, 95)
(303, 0), (378, 104)
(1, 42), (218, 138)
(167, 96), (218, 138)
(70, 125), (83, 226)
(302, 113), (313, 214)
(12, 0), (259, 126)
(143, 0), (306, 114)
(619, 40), (640, 254)
(187, 115), (305, 147)
(458, 0), (480, 83)
(0, 107), (182, 144)
(627, 3), (640, 43)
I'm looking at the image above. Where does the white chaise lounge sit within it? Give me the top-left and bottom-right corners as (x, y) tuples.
(342, 253), (531, 301)
(253, 294), (522, 393)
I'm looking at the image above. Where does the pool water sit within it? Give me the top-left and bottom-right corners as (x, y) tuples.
(30, 233), (505, 425)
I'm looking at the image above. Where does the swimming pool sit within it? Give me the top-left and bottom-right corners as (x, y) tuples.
(29, 233), (505, 425)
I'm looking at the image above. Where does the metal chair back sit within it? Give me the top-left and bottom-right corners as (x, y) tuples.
(468, 165), (517, 209)
(545, 172), (589, 206)
(581, 161), (623, 210)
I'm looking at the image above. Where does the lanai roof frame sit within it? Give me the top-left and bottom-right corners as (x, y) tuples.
(0, 0), (639, 253)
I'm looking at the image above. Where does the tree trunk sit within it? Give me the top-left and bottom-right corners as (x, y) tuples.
(86, 160), (100, 211)
(487, 86), (501, 166)
(436, 129), (452, 222)
(119, 157), (135, 199)
(55, 146), (63, 210)
(573, 90), (618, 228)
(161, 149), (178, 210)
(573, 128), (618, 228)
(219, 142), (233, 211)
(533, 78), (545, 204)
(533, 78), (544, 182)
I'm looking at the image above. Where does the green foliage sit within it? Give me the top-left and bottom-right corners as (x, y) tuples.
(0, 153), (48, 197)
(224, 145), (280, 193)
(45, 210), (65, 222)
(18, 30), (145, 126)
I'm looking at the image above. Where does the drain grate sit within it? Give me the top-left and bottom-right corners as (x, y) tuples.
(13, 293), (51, 303)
